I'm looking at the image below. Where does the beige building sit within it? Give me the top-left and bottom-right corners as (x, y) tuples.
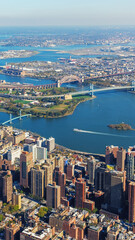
(31, 163), (53, 199)
(12, 192), (21, 209)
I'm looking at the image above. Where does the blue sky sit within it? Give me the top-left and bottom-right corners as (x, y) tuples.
(0, 0), (135, 26)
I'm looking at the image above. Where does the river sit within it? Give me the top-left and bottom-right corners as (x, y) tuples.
(0, 27), (135, 154)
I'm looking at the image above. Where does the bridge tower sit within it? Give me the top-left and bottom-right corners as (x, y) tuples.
(81, 76), (84, 83)
(132, 81), (135, 91)
(10, 114), (12, 124)
(57, 80), (61, 88)
(89, 83), (94, 97)
(19, 110), (22, 120)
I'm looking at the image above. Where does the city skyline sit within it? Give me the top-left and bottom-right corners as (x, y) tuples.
(0, 0), (135, 26)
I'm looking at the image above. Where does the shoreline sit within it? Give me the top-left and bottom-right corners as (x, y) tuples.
(0, 95), (96, 120)
(56, 143), (105, 161)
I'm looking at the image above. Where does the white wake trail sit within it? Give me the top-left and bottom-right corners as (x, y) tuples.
(73, 128), (132, 138)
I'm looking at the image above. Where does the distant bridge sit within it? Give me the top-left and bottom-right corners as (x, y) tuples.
(70, 83), (135, 97)
(2, 110), (31, 125)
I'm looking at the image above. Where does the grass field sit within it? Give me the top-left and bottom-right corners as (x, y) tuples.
(14, 99), (32, 104)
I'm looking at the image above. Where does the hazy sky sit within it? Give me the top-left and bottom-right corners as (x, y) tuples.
(0, 0), (135, 26)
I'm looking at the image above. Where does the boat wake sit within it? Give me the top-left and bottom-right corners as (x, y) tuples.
(73, 128), (132, 138)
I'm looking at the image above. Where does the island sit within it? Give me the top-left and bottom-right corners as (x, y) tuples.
(108, 123), (133, 131)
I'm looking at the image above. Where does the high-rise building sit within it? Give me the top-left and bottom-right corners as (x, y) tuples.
(128, 181), (135, 223)
(75, 178), (86, 209)
(47, 182), (61, 208)
(31, 166), (45, 198)
(54, 166), (66, 198)
(7, 146), (22, 165)
(12, 192), (21, 209)
(45, 137), (55, 152)
(95, 166), (126, 212)
(36, 146), (47, 161)
(20, 151), (33, 188)
(0, 170), (13, 203)
(105, 146), (118, 165)
(87, 157), (96, 184)
(24, 143), (37, 162)
(42, 163), (53, 189)
(31, 163), (53, 199)
(116, 147), (126, 171)
(67, 164), (74, 180)
(55, 155), (64, 173)
(110, 170), (126, 211)
(126, 152), (134, 181)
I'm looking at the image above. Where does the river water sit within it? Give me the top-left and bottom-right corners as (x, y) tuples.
(0, 27), (135, 154)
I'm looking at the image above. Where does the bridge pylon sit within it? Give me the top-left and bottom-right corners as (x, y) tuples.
(89, 83), (94, 97)
(132, 81), (135, 91)
(19, 110), (22, 120)
(10, 114), (12, 124)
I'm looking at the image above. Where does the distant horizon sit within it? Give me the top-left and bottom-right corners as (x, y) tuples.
(0, 0), (135, 27)
(0, 25), (135, 28)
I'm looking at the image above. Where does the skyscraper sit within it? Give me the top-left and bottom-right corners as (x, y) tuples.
(20, 151), (33, 188)
(31, 166), (45, 198)
(128, 181), (135, 223)
(75, 178), (86, 209)
(54, 166), (66, 198)
(126, 152), (134, 181)
(0, 170), (13, 203)
(87, 157), (96, 184)
(116, 147), (126, 171)
(47, 182), (61, 208)
(31, 163), (53, 199)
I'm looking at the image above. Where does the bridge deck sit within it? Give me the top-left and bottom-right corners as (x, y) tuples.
(2, 114), (31, 125)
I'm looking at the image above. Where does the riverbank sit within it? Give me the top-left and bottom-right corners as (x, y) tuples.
(56, 143), (105, 161)
(0, 95), (96, 119)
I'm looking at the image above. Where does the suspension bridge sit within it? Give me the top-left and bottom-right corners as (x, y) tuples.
(2, 110), (31, 125)
(70, 81), (135, 97)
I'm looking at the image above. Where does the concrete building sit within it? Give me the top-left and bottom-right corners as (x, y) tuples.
(55, 155), (64, 173)
(20, 151), (33, 188)
(45, 137), (55, 152)
(37, 146), (47, 161)
(95, 166), (126, 212)
(20, 224), (54, 240)
(31, 163), (53, 199)
(24, 143), (37, 162)
(126, 152), (134, 181)
(47, 182), (61, 209)
(87, 157), (96, 184)
(7, 146), (22, 165)
(13, 131), (25, 145)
